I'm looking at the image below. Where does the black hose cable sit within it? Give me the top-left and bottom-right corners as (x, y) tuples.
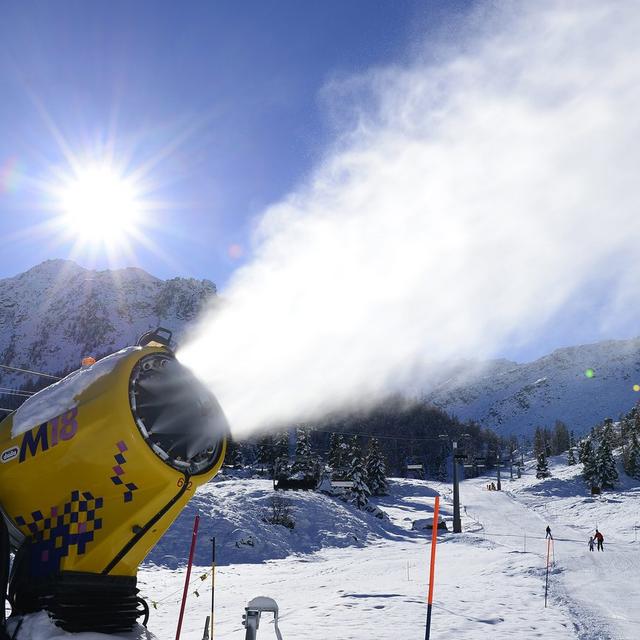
(102, 471), (191, 575)
(9, 620), (21, 640)
(0, 517), (10, 640)
(137, 596), (150, 627)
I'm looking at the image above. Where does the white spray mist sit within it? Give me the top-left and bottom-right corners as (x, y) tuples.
(180, 1), (640, 436)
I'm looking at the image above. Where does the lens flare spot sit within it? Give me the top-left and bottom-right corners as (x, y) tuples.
(584, 368), (595, 379)
(0, 156), (22, 193)
(228, 244), (244, 260)
(633, 384), (640, 392)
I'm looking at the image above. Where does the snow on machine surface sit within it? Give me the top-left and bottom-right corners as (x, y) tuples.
(0, 328), (228, 635)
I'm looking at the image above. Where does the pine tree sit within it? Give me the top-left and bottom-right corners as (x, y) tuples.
(292, 426), (313, 476)
(350, 459), (371, 510)
(619, 415), (631, 443)
(224, 438), (243, 468)
(257, 434), (275, 474)
(328, 433), (344, 472)
(581, 438), (598, 488)
(365, 438), (388, 496)
(273, 431), (290, 462)
(345, 435), (360, 469)
(552, 421), (570, 455)
(347, 436), (370, 509)
(536, 453), (550, 479)
(624, 431), (640, 479)
(533, 427), (545, 458)
(595, 424), (618, 490)
(273, 455), (290, 481)
(567, 446), (577, 466)
(544, 428), (552, 458)
(578, 438), (588, 464)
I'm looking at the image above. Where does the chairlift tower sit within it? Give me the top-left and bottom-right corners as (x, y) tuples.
(452, 442), (463, 533)
(440, 433), (471, 534)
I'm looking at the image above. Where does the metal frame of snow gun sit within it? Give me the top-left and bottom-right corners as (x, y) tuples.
(0, 334), (228, 633)
(242, 597), (284, 640)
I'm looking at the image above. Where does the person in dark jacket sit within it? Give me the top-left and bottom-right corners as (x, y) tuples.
(545, 525), (552, 539)
(594, 529), (604, 551)
(588, 536), (595, 552)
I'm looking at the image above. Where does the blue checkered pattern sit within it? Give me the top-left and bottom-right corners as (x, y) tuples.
(15, 490), (104, 577)
(110, 440), (139, 502)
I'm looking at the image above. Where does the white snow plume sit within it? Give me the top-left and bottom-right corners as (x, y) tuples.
(180, 1), (640, 435)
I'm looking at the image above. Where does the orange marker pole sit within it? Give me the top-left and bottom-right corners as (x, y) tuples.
(425, 495), (440, 640)
(544, 536), (551, 608)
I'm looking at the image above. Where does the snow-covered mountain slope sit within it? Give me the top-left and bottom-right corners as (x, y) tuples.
(425, 338), (640, 437)
(0, 260), (215, 385)
(2, 260), (639, 441)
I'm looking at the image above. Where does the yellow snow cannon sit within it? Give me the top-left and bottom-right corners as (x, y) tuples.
(0, 328), (228, 633)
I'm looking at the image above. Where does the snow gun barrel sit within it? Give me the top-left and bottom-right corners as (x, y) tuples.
(0, 339), (228, 632)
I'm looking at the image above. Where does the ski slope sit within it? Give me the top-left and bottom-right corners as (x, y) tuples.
(12, 465), (640, 639)
(139, 478), (577, 640)
(493, 458), (640, 640)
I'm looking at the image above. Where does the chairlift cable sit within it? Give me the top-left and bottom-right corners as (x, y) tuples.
(0, 363), (61, 380)
(0, 388), (35, 397)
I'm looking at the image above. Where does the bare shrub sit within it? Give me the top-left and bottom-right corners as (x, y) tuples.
(263, 494), (295, 529)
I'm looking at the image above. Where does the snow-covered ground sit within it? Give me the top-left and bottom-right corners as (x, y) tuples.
(496, 458), (640, 640)
(13, 460), (640, 639)
(137, 474), (579, 640)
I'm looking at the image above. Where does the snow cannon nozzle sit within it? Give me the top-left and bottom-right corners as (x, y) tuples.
(129, 351), (229, 474)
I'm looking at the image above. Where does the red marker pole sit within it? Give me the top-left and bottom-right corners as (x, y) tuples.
(425, 495), (440, 640)
(176, 514), (200, 640)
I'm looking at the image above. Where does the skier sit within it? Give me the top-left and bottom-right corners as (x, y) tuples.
(594, 529), (604, 551)
(588, 536), (595, 552)
(545, 525), (552, 539)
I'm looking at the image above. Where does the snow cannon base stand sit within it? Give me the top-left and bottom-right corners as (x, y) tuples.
(9, 558), (148, 633)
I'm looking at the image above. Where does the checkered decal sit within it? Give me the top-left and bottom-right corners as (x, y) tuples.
(110, 440), (139, 502)
(15, 490), (104, 577)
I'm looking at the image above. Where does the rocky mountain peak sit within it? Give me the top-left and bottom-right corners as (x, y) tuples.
(0, 260), (216, 386)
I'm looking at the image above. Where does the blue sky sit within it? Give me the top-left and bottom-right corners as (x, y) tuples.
(1, 1), (637, 365)
(0, 0), (472, 284)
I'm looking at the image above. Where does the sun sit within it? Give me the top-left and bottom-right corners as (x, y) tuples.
(55, 163), (143, 248)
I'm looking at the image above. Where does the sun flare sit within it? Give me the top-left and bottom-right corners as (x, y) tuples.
(56, 164), (143, 248)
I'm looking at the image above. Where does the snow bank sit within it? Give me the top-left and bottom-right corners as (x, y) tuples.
(12, 347), (141, 437)
(145, 478), (418, 568)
